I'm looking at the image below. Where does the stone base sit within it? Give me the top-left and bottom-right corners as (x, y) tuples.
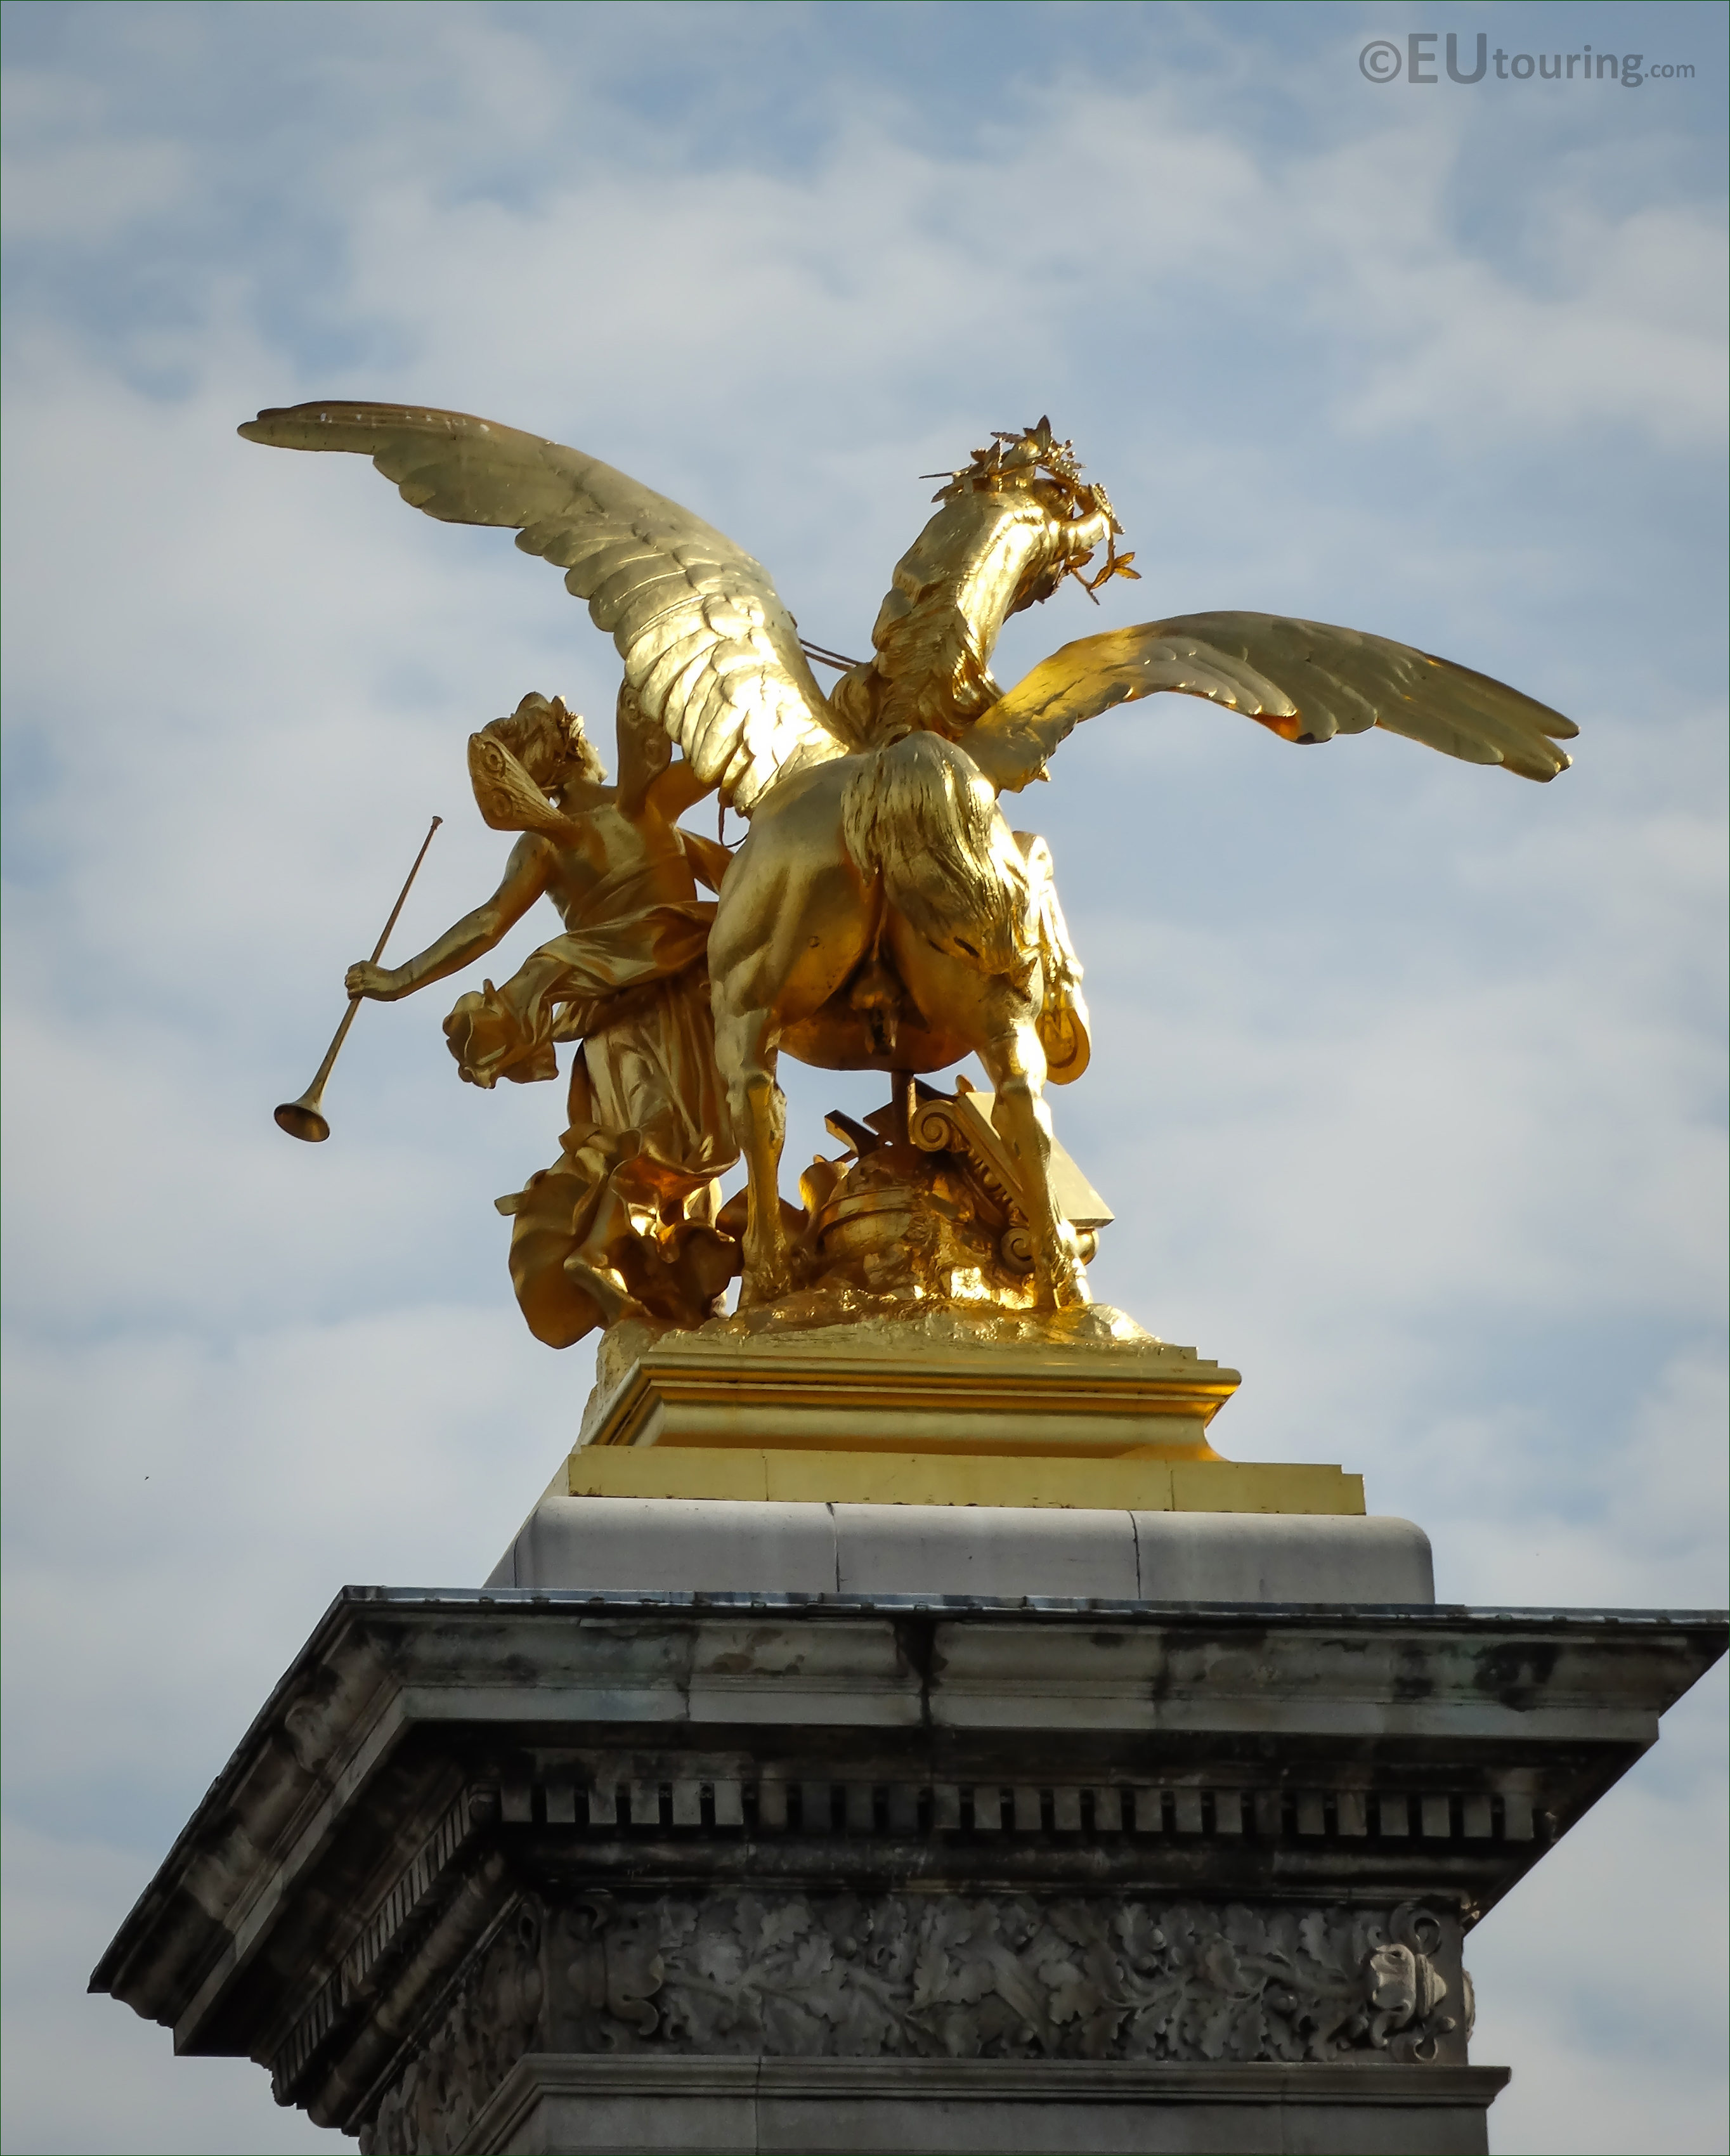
(90, 1589), (1726, 2155)
(469, 2057), (1511, 2154)
(488, 1498), (1432, 1601)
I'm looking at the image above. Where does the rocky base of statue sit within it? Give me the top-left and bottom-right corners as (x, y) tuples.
(361, 1882), (1490, 2156)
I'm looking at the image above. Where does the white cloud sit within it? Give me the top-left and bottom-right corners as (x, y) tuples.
(1284, 120), (1729, 447)
(0, 70), (191, 244)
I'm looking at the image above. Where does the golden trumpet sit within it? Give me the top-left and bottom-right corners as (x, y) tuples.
(275, 815), (443, 1142)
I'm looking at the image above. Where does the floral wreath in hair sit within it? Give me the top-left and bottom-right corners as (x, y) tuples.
(924, 417), (1140, 602)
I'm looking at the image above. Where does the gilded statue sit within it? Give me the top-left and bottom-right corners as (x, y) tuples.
(246, 404), (1576, 1342)
(344, 685), (738, 1344)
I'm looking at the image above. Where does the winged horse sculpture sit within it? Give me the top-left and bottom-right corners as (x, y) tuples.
(241, 404), (1577, 1315)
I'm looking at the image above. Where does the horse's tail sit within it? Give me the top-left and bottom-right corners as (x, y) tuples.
(840, 732), (1032, 975)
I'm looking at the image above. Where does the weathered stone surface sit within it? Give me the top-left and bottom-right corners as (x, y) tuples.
(465, 2057), (1514, 2156)
(88, 1592), (1724, 2152)
(837, 1503), (1141, 1601)
(496, 1497), (841, 1596)
(488, 1498), (1434, 1604)
(1130, 1511), (1434, 1604)
(358, 1888), (1473, 2154)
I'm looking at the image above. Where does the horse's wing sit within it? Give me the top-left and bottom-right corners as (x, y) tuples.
(238, 401), (845, 810)
(964, 613), (1578, 791)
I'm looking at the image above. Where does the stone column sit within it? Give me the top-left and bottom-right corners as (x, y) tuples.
(91, 1533), (1726, 2155)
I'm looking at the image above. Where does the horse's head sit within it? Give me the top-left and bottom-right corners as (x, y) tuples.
(833, 425), (1136, 748)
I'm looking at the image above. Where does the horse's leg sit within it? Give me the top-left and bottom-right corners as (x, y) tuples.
(972, 979), (1088, 1311)
(713, 996), (793, 1304)
(888, 925), (1088, 1312)
(708, 763), (878, 1307)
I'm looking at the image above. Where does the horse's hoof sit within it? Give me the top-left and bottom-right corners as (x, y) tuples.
(739, 1269), (793, 1309)
(1041, 1257), (1091, 1312)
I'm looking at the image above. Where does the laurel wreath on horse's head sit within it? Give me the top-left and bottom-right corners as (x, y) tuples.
(924, 419), (1139, 602)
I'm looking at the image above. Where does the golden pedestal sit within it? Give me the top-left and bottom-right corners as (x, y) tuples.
(568, 1314), (1362, 1514)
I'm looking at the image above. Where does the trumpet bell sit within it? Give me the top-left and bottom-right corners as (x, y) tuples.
(275, 1096), (331, 1143)
(271, 814), (442, 1152)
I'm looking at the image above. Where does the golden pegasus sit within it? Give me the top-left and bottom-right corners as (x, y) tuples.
(242, 404), (1577, 1321)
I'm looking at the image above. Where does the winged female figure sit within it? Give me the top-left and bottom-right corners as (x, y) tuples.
(242, 402), (1577, 1318)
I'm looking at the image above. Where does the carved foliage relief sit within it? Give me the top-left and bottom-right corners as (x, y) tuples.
(362, 1904), (545, 2156)
(549, 1891), (1463, 2068)
(361, 1892), (1465, 2153)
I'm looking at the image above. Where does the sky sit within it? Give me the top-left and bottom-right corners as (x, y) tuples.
(1, 1), (1724, 2150)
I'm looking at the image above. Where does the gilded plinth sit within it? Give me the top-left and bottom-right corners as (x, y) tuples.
(568, 1301), (1361, 1512)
